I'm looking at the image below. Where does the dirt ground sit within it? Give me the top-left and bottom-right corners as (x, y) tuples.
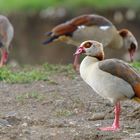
(0, 72), (140, 140)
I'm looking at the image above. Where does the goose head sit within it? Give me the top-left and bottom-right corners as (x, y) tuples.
(73, 40), (104, 70)
(119, 29), (138, 62)
(74, 40), (104, 61)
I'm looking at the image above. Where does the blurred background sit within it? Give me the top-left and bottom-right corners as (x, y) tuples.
(1, 0), (140, 65)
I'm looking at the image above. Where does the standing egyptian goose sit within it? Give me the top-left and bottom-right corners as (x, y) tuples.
(43, 14), (138, 69)
(0, 15), (14, 67)
(74, 40), (140, 131)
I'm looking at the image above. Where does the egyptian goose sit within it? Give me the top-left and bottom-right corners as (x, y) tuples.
(0, 15), (14, 67)
(43, 14), (138, 69)
(74, 40), (140, 131)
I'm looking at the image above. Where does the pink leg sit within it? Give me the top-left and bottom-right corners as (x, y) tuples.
(98, 102), (120, 131)
(0, 49), (8, 67)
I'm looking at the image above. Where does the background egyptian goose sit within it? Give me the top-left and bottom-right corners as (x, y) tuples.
(74, 40), (140, 131)
(0, 15), (14, 67)
(43, 14), (138, 69)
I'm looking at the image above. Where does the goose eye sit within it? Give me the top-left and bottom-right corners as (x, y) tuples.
(84, 42), (92, 48)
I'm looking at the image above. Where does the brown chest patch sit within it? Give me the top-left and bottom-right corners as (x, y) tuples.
(133, 83), (140, 98)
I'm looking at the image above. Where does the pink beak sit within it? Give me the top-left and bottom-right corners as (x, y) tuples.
(74, 47), (85, 55)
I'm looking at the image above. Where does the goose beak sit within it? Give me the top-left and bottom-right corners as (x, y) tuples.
(74, 47), (85, 55)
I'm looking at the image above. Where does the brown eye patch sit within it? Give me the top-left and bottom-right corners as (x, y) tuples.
(84, 42), (92, 48)
(118, 29), (128, 37)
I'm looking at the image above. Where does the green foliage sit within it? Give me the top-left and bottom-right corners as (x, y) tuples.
(0, 66), (48, 83)
(130, 61), (140, 72)
(0, 61), (138, 84)
(0, 0), (139, 13)
(61, 0), (138, 9)
(43, 63), (76, 79)
(0, 0), (58, 12)
(0, 63), (76, 84)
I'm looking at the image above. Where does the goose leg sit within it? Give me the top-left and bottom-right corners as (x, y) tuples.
(0, 48), (8, 67)
(98, 101), (120, 131)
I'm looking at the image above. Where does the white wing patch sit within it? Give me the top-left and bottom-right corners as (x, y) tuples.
(99, 26), (110, 30)
(78, 25), (86, 29)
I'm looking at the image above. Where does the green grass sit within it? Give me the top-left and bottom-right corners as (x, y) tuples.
(43, 63), (76, 79)
(0, 0), (140, 13)
(130, 61), (140, 72)
(0, 63), (76, 84)
(0, 66), (48, 84)
(0, 61), (139, 84)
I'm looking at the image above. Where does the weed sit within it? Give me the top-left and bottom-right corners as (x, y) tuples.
(0, 66), (48, 84)
(72, 98), (85, 109)
(43, 63), (76, 79)
(0, 63), (76, 84)
(55, 109), (73, 117)
(0, 61), (139, 84)
(130, 61), (140, 72)
(16, 91), (44, 102)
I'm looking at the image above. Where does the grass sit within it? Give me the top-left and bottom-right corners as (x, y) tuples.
(16, 91), (44, 102)
(0, 61), (139, 84)
(55, 109), (74, 117)
(43, 63), (76, 79)
(54, 98), (85, 117)
(0, 66), (48, 84)
(0, 63), (76, 84)
(71, 98), (85, 109)
(131, 61), (140, 72)
(0, 0), (140, 13)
